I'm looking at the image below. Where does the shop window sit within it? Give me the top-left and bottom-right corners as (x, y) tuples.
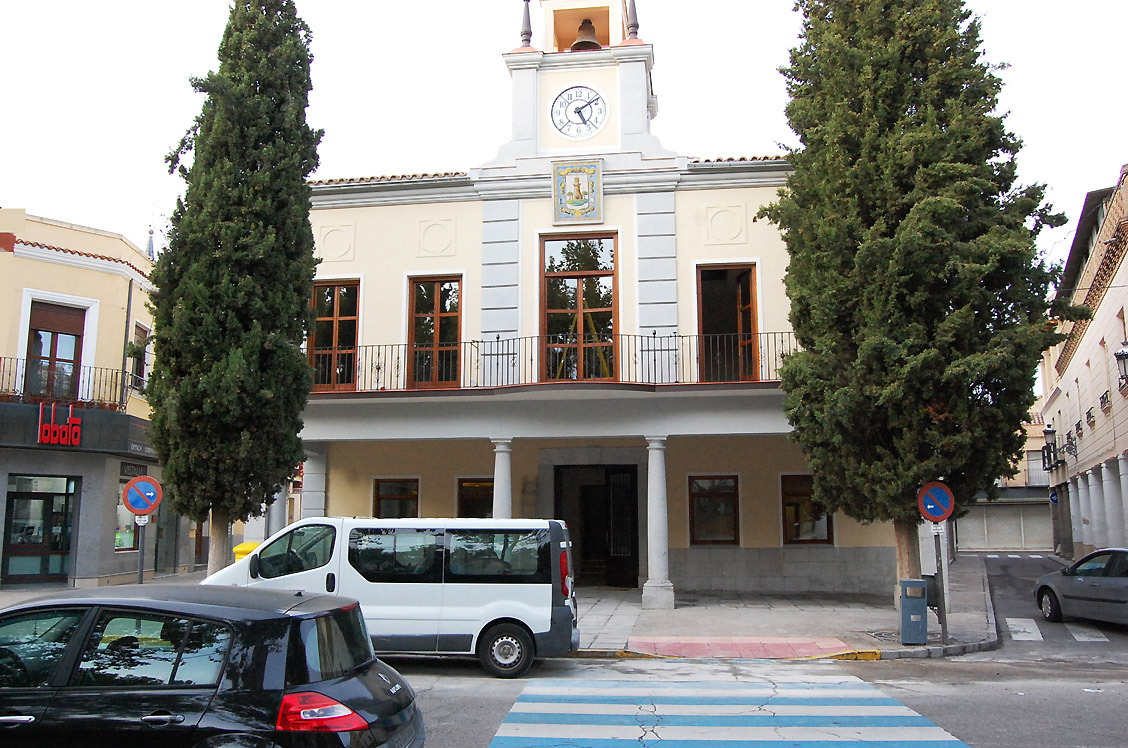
(689, 475), (739, 545)
(458, 478), (493, 518)
(373, 479), (419, 519)
(782, 474), (833, 545)
(310, 281), (359, 391)
(542, 235), (616, 380)
(115, 489), (139, 551)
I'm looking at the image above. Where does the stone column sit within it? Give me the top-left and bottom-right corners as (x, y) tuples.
(641, 436), (674, 609)
(301, 442), (328, 518)
(1077, 473), (1092, 552)
(1088, 468), (1108, 549)
(492, 439), (514, 519)
(1104, 458), (1126, 547)
(1068, 475), (1083, 555)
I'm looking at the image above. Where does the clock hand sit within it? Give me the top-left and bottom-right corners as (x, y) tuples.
(572, 104), (589, 124)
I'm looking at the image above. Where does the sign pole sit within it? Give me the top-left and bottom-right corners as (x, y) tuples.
(137, 522), (146, 585)
(933, 523), (948, 644)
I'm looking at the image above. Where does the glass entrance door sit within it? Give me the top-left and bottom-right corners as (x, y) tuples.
(3, 477), (75, 583)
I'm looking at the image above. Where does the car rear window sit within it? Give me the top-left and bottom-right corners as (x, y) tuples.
(288, 604), (375, 685)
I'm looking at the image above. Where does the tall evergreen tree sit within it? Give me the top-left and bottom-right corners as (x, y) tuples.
(149, 0), (322, 574)
(761, 0), (1081, 581)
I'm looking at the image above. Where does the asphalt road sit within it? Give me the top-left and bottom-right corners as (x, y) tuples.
(389, 555), (1128, 748)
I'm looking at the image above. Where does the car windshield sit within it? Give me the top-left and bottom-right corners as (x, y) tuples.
(288, 604), (374, 685)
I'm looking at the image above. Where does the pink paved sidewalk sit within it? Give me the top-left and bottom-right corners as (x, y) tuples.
(628, 635), (851, 659)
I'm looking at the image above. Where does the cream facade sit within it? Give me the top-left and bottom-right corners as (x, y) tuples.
(0, 209), (193, 586)
(299, 1), (897, 606)
(1041, 163), (1128, 559)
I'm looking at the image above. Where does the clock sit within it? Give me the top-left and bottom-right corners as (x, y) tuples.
(550, 85), (608, 139)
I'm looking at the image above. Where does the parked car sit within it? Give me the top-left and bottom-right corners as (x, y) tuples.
(0, 583), (424, 748)
(203, 517), (578, 678)
(1034, 548), (1128, 625)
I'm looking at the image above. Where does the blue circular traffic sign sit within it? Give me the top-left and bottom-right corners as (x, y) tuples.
(122, 476), (163, 516)
(917, 481), (955, 523)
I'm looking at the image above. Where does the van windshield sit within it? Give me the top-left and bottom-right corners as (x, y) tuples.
(288, 604), (375, 685)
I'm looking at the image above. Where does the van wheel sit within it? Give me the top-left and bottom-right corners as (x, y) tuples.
(478, 624), (534, 678)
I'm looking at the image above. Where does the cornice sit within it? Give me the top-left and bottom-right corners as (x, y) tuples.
(13, 242), (153, 290)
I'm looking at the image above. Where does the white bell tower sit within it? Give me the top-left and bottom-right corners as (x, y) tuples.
(481, 0), (676, 175)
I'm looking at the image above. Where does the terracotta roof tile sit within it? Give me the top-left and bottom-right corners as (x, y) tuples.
(310, 172), (468, 187)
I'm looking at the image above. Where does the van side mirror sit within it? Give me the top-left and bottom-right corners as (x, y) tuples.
(1061, 567), (1072, 577)
(249, 554), (260, 579)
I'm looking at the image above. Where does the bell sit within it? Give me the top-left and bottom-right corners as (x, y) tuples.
(570, 19), (601, 51)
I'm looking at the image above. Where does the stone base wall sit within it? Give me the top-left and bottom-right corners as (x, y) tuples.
(669, 545), (896, 594)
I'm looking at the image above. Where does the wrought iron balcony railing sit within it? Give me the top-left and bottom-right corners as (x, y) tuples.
(311, 332), (798, 393)
(0, 356), (140, 409)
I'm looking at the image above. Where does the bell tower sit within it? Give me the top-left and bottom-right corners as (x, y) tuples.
(482, 0), (675, 174)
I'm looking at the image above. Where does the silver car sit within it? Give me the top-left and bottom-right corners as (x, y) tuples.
(1034, 548), (1128, 625)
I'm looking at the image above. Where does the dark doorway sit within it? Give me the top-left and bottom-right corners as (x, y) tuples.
(556, 465), (639, 588)
(697, 265), (759, 382)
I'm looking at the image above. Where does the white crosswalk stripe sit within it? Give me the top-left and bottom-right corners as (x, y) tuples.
(1005, 617), (1043, 640)
(1065, 622), (1110, 642)
(489, 677), (973, 746)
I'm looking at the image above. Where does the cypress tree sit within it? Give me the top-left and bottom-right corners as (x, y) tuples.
(148, 0), (321, 574)
(761, 0), (1082, 581)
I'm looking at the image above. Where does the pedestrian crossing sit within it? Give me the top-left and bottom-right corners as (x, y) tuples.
(1004, 617), (1110, 642)
(489, 677), (972, 746)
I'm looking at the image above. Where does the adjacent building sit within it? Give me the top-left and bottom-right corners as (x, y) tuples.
(0, 208), (193, 586)
(1041, 163), (1128, 558)
(298, 1), (899, 607)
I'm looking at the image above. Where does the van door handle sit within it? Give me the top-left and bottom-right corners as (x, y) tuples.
(326, 572), (336, 592)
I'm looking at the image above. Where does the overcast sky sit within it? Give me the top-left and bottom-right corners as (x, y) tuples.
(3, 1), (1125, 268)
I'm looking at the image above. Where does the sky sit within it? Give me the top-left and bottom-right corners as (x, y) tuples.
(3, 1), (1126, 269)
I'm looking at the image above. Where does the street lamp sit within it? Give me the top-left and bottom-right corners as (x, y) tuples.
(1115, 342), (1128, 386)
(1042, 427), (1058, 471)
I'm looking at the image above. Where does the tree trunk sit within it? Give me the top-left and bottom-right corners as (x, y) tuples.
(207, 509), (231, 577)
(893, 516), (923, 582)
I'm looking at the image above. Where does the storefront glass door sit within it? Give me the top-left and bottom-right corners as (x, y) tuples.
(3, 476), (75, 583)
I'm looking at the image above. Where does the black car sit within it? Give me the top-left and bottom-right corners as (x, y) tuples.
(0, 584), (424, 748)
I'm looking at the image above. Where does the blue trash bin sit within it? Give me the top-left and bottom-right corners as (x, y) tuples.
(900, 578), (928, 645)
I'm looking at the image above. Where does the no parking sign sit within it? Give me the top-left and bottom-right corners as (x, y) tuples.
(917, 481), (955, 523)
(122, 476), (163, 516)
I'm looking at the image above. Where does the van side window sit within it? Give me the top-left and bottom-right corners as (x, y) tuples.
(447, 530), (550, 584)
(348, 529), (440, 583)
(258, 524), (336, 579)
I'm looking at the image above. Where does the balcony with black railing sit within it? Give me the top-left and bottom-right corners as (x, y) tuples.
(311, 332), (798, 393)
(0, 356), (148, 409)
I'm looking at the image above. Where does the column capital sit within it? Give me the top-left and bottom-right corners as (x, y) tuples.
(645, 436), (668, 449)
(491, 438), (513, 451)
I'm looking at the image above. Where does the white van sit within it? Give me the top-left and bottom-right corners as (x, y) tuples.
(202, 517), (578, 677)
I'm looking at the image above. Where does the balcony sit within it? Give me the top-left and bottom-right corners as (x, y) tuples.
(311, 332), (799, 393)
(0, 356), (142, 409)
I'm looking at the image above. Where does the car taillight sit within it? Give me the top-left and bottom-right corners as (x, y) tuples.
(560, 550), (570, 597)
(276, 692), (369, 732)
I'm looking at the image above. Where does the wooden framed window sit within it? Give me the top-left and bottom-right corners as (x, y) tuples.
(689, 475), (739, 545)
(373, 479), (419, 519)
(458, 478), (493, 518)
(26, 301), (85, 399)
(310, 281), (359, 391)
(409, 277), (461, 388)
(782, 474), (833, 545)
(542, 234), (616, 381)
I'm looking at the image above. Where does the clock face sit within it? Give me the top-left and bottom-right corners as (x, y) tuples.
(550, 86), (608, 139)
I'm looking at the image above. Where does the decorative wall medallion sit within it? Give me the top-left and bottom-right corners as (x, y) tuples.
(553, 160), (603, 225)
(316, 224), (355, 261)
(705, 206), (747, 245)
(419, 219), (455, 256)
